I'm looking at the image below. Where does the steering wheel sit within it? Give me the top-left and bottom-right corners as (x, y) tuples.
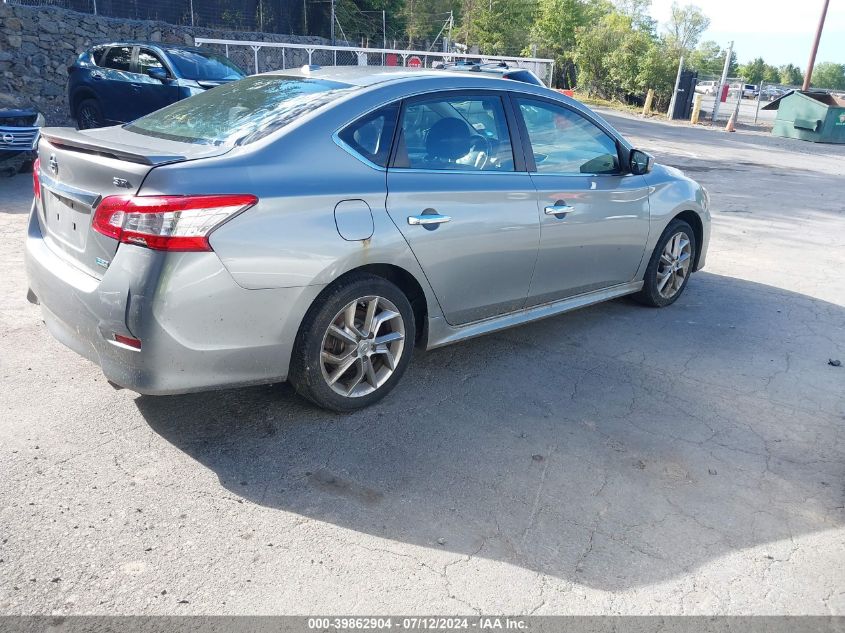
(468, 134), (492, 170)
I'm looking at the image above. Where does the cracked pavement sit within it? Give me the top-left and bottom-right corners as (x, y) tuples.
(0, 113), (843, 615)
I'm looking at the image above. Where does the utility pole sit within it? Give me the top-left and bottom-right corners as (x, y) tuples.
(330, 0), (335, 46)
(667, 55), (684, 119)
(802, 0), (830, 90)
(382, 10), (386, 65)
(712, 40), (733, 122)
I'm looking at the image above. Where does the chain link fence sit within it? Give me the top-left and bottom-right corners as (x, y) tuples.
(694, 75), (806, 126)
(195, 38), (555, 85)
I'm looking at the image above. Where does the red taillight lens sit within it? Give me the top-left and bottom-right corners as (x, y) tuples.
(33, 158), (41, 201)
(113, 333), (142, 350)
(92, 194), (257, 252)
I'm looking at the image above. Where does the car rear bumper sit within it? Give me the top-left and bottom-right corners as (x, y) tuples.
(25, 203), (323, 395)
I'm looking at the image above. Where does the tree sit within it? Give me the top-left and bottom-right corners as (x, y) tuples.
(529, 0), (611, 87)
(687, 40), (722, 75)
(738, 57), (766, 84)
(810, 62), (845, 90)
(779, 63), (803, 87)
(614, 0), (656, 33)
(665, 2), (710, 53)
(461, 0), (536, 56)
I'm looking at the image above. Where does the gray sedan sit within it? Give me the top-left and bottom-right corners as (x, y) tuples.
(26, 67), (710, 411)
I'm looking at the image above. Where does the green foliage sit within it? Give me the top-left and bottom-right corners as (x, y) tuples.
(779, 63), (803, 87)
(460, 0), (536, 55)
(574, 10), (678, 108)
(810, 62), (845, 91)
(528, 0), (611, 86)
(687, 40), (734, 77)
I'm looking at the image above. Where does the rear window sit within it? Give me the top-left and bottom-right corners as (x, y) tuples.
(165, 48), (246, 81)
(125, 75), (356, 146)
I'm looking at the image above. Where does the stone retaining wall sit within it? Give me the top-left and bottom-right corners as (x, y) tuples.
(0, 3), (331, 125)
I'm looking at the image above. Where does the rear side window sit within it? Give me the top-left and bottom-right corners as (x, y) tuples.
(337, 103), (399, 167)
(393, 94), (515, 171)
(102, 47), (132, 72)
(126, 75), (356, 145)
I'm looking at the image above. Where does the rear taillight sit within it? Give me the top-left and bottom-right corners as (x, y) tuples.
(92, 194), (257, 252)
(33, 158), (41, 201)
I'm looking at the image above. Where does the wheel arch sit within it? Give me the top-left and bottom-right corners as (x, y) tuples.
(70, 88), (99, 118)
(672, 210), (704, 271)
(307, 263), (430, 348)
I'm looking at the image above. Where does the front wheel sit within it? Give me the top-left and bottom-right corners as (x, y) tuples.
(289, 273), (415, 412)
(634, 219), (697, 307)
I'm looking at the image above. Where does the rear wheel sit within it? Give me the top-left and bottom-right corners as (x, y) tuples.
(634, 219), (696, 307)
(289, 274), (415, 412)
(76, 98), (103, 130)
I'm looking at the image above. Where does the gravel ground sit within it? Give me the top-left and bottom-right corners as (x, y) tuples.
(0, 115), (843, 616)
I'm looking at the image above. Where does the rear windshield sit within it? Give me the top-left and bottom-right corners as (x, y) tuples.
(125, 75), (356, 146)
(166, 48), (245, 81)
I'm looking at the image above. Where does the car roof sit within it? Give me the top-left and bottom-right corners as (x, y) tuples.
(260, 65), (534, 88)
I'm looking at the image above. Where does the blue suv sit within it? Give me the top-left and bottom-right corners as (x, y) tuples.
(67, 43), (246, 129)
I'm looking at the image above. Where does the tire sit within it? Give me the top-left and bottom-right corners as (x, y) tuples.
(289, 273), (416, 412)
(633, 219), (697, 308)
(76, 98), (103, 130)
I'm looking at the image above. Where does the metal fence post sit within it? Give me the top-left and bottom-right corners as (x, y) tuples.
(754, 81), (763, 124)
(251, 45), (260, 74)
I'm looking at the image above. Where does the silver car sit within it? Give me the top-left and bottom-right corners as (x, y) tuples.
(26, 66), (710, 411)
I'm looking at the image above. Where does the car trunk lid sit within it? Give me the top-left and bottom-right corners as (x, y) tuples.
(35, 126), (231, 279)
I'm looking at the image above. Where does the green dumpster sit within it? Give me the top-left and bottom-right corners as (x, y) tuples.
(762, 90), (845, 143)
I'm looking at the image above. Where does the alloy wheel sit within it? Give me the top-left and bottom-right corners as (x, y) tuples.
(319, 295), (406, 398)
(656, 231), (692, 299)
(78, 105), (99, 129)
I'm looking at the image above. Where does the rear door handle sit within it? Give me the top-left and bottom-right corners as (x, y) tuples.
(130, 83), (142, 90)
(91, 72), (104, 80)
(544, 203), (574, 216)
(408, 213), (451, 226)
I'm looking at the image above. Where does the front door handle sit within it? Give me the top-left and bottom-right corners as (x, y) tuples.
(408, 213), (451, 226)
(544, 203), (574, 216)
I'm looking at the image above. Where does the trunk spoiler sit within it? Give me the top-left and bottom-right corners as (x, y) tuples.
(40, 127), (187, 166)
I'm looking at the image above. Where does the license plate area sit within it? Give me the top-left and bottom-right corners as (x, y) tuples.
(43, 190), (91, 252)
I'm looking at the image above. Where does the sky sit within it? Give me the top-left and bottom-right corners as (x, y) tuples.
(649, 0), (845, 68)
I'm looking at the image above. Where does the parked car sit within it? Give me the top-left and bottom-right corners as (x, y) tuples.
(760, 85), (787, 101)
(730, 83), (758, 99)
(67, 42), (246, 129)
(695, 80), (718, 95)
(27, 66), (710, 411)
(0, 93), (44, 174)
(436, 61), (546, 86)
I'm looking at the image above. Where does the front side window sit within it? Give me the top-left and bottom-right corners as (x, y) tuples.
(138, 49), (166, 76)
(126, 75), (356, 145)
(337, 103), (399, 167)
(102, 47), (132, 72)
(394, 94), (515, 172)
(517, 99), (620, 175)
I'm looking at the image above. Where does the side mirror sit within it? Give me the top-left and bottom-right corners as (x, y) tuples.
(146, 67), (170, 83)
(630, 149), (654, 175)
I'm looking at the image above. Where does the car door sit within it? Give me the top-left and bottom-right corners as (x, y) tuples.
(129, 48), (181, 120)
(512, 96), (650, 306)
(386, 91), (539, 326)
(95, 46), (137, 124)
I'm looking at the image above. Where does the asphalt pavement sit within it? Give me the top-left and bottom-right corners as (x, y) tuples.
(0, 115), (843, 615)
